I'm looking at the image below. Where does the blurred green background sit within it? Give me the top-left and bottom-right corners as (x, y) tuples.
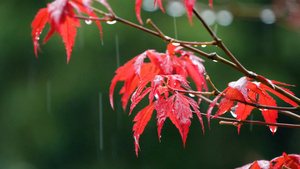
(1, 0), (300, 168)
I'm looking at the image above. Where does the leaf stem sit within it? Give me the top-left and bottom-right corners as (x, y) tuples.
(206, 75), (221, 95)
(217, 119), (300, 129)
(88, 6), (300, 124)
(193, 7), (300, 106)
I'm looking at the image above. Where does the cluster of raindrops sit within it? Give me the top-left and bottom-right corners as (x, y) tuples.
(106, 20), (117, 25)
(84, 17), (117, 25)
(35, 28), (41, 41)
(201, 9), (233, 26)
(142, 0), (277, 26)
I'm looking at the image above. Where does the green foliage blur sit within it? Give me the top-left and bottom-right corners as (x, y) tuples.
(0, 0), (300, 168)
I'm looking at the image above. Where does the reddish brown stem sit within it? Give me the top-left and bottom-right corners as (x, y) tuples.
(85, 6), (300, 125)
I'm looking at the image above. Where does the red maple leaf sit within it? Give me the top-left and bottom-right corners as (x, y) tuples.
(238, 152), (300, 169)
(110, 43), (207, 156)
(207, 76), (297, 133)
(133, 87), (204, 156)
(110, 43), (207, 110)
(31, 0), (103, 63)
(131, 74), (204, 156)
(270, 152), (300, 169)
(133, 103), (155, 157)
(134, 0), (213, 24)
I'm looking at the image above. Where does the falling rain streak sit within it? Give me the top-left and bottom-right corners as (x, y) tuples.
(99, 93), (103, 151)
(173, 15), (178, 39)
(47, 81), (51, 113)
(249, 114), (253, 132)
(115, 35), (120, 68)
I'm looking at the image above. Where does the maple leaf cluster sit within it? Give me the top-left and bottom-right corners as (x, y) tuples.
(110, 43), (207, 156)
(31, 0), (106, 63)
(208, 76), (297, 134)
(237, 152), (300, 169)
(135, 0), (213, 24)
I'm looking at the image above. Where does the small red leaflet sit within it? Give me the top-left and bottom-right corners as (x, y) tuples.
(110, 43), (207, 156)
(237, 152), (300, 169)
(31, 0), (103, 63)
(207, 76), (297, 134)
(131, 75), (204, 156)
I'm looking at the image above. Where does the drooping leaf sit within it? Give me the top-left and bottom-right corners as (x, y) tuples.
(183, 0), (197, 23)
(235, 91), (256, 133)
(31, 8), (49, 57)
(154, 0), (164, 12)
(130, 73), (157, 114)
(110, 43), (207, 111)
(133, 103), (155, 157)
(261, 83), (298, 107)
(208, 76), (297, 134)
(31, 0), (104, 63)
(212, 77), (248, 118)
(59, 8), (81, 63)
(110, 44), (208, 156)
(258, 90), (278, 134)
(185, 56), (208, 92)
(155, 97), (173, 141)
(135, 0), (143, 24)
(272, 152), (300, 169)
(156, 93), (203, 147)
(71, 0), (103, 39)
(110, 57), (137, 109)
(238, 152), (300, 169)
(209, 0), (213, 9)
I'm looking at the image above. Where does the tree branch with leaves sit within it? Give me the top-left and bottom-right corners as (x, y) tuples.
(31, 0), (300, 168)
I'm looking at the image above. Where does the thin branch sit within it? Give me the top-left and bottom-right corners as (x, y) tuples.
(234, 99), (300, 112)
(75, 15), (111, 21)
(182, 84), (300, 121)
(193, 8), (251, 76)
(193, 7), (300, 106)
(279, 110), (300, 121)
(193, 111), (300, 129)
(88, 6), (300, 122)
(218, 119), (300, 129)
(90, 8), (240, 71)
(206, 75), (221, 95)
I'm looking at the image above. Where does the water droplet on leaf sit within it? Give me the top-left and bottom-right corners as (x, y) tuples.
(85, 19), (92, 25)
(106, 20), (117, 25)
(213, 59), (218, 63)
(201, 45), (207, 48)
(172, 42), (180, 46)
(270, 126), (278, 133)
(189, 93), (195, 97)
(230, 111), (237, 118)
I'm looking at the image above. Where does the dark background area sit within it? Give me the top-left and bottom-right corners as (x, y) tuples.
(0, 0), (300, 168)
